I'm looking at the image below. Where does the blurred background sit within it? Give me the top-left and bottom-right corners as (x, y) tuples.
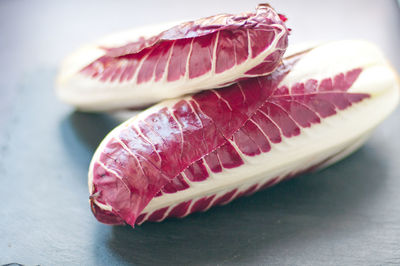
(0, 0), (399, 265)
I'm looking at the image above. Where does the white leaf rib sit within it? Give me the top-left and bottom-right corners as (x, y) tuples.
(210, 31), (220, 74)
(161, 40), (176, 83)
(257, 108), (285, 137)
(133, 123), (163, 165)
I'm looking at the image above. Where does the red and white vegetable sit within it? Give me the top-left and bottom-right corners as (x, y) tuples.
(88, 40), (400, 226)
(57, 4), (288, 111)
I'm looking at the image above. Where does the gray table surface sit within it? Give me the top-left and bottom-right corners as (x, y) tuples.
(1, 0), (399, 265)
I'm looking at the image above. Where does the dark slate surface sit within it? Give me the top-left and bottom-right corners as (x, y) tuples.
(1, 0), (399, 265)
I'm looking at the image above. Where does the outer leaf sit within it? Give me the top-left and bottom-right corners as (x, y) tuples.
(88, 40), (400, 226)
(57, 4), (288, 111)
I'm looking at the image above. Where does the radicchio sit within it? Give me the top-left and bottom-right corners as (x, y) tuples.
(57, 4), (288, 111)
(88, 40), (400, 227)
